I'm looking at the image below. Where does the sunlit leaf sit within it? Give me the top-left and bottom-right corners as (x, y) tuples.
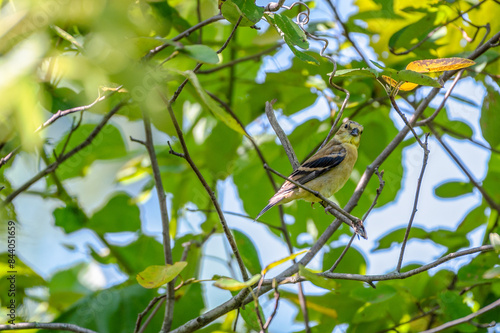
(261, 249), (308, 275)
(136, 262), (188, 289)
(406, 58), (475, 73)
(490, 233), (500, 252)
(381, 75), (418, 91)
(382, 69), (441, 88)
(213, 274), (261, 291)
(483, 266), (500, 279)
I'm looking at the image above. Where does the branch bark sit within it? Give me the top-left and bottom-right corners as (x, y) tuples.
(2, 101), (126, 206)
(0, 322), (98, 333)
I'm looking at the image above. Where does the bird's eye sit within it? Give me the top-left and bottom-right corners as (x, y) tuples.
(344, 124), (348, 129)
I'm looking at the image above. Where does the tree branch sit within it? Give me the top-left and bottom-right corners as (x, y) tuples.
(396, 134), (430, 272)
(319, 245), (493, 282)
(2, 101), (126, 206)
(139, 109), (175, 333)
(0, 322), (98, 333)
(264, 100), (300, 170)
(160, 92), (249, 282)
(420, 298), (500, 333)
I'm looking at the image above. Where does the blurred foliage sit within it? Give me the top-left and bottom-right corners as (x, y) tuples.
(1, 0), (500, 332)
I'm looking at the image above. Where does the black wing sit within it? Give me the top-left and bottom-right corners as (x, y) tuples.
(289, 147), (346, 186)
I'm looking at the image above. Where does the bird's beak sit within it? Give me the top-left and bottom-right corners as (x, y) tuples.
(351, 128), (359, 136)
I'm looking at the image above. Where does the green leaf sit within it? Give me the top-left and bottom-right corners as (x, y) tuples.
(107, 234), (165, 274)
(87, 194), (141, 236)
(213, 274), (261, 291)
(273, 13), (309, 49)
(136, 262), (188, 289)
(388, 12), (437, 52)
(174, 70), (247, 136)
(480, 86), (500, 148)
(374, 227), (429, 251)
(55, 124), (127, 180)
(44, 283), (163, 333)
(299, 265), (338, 291)
(240, 299), (265, 331)
(176, 45), (219, 64)
(381, 69), (441, 88)
(438, 291), (474, 332)
(284, 38), (319, 66)
(434, 181), (474, 198)
(54, 204), (89, 234)
(233, 229), (262, 274)
(333, 68), (379, 78)
(221, 0), (262, 27)
(350, 284), (397, 304)
(232, 0), (265, 23)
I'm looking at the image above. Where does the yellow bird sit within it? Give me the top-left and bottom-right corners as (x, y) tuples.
(255, 120), (363, 220)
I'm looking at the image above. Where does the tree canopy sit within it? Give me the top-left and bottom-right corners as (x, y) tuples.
(1, 0), (500, 332)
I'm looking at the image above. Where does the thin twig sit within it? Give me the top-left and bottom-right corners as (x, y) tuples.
(198, 44), (281, 74)
(144, 14), (225, 60)
(160, 92), (249, 282)
(140, 109), (175, 333)
(420, 298), (500, 333)
(319, 245), (494, 282)
(2, 102), (126, 206)
(415, 71), (464, 126)
(431, 122), (500, 154)
(329, 169), (384, 273)
(263, 280), (281, 330)
(328, 234), (356, 273)
(390, 96), (426, 149)
(263, 164), (367, 239)
(0, 147), (20, 169)
(324, 0), (371, 67)
(264, 100), (300, 169)
(139, 298), (166, 333)
(0, 323), (98, 333)
(168, 16), (243, 106)
(135, 295), (166, 333)
(396, 134), (430, 272)
(428, 123), (500, 212)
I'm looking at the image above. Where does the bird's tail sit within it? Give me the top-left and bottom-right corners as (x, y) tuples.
(254, 195), (284, 221)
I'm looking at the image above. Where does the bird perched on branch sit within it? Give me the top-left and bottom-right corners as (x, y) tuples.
(255, 120), (363, 220)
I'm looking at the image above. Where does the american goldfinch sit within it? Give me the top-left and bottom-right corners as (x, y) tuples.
(256, 120), (363, 220)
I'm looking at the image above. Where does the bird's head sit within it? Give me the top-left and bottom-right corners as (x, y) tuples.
(335, 120), (364, 147)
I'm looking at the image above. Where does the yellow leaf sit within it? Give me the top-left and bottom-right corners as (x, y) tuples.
(261, 249), (309, 275)
(382, 75), (418, 91)
(289, 297), (338, 318)
(406, 57), (475, 73)
(136, 262), (187, 289)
